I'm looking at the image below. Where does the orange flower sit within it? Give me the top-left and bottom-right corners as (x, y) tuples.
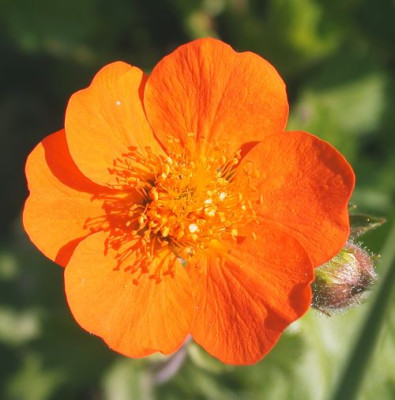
(23, 39), (355, 365)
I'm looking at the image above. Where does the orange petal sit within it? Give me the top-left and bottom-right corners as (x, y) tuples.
(65, 232), (194, 357)
(23, 130), (108, 266)
(238, 130), (355, 267)
(144, 38), (288, 152)
(65, 62), (162, 186)
(187, 223), (313, 365)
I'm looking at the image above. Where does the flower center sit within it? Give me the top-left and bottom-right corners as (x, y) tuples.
(85, 140), (256, 278)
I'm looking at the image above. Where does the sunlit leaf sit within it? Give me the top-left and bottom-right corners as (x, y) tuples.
(0, 308), (41, 346)
(188, 342), (231, 374)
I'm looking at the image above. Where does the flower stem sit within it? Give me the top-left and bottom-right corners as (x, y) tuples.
(330, 216), (395, 400)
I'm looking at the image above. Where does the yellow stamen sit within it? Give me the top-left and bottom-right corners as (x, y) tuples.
(188, 223), (199, 233)
(90, 139), (258, 275)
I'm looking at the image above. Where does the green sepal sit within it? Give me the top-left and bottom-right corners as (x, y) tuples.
(350, 214), (385, 238)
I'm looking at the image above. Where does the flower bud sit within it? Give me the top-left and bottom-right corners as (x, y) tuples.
(312, 241), (377, 315)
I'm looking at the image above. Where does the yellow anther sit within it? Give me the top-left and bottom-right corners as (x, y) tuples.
(218, 192), (227, 201)
(204, 206), (216, 217)
(188, 223), (199, 233)
(149, 188), (159, 201)
(175, 229), (184, 240)
(162, 226), (170, 237)
(162, 163), (171, 175)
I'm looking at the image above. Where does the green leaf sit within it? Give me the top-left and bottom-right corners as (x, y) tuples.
(102, 358), (148, 400)
(188, 342), (231, 374)
(287, 47), (388, 161)
(5, 353), (65, 400)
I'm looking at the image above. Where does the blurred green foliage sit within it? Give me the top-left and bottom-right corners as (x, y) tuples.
(0, 0), (394, 399)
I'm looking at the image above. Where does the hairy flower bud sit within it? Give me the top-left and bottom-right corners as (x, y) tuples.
(312, 241), (377, 315)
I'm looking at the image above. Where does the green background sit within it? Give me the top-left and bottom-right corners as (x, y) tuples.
(0, 0), (394, 399)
